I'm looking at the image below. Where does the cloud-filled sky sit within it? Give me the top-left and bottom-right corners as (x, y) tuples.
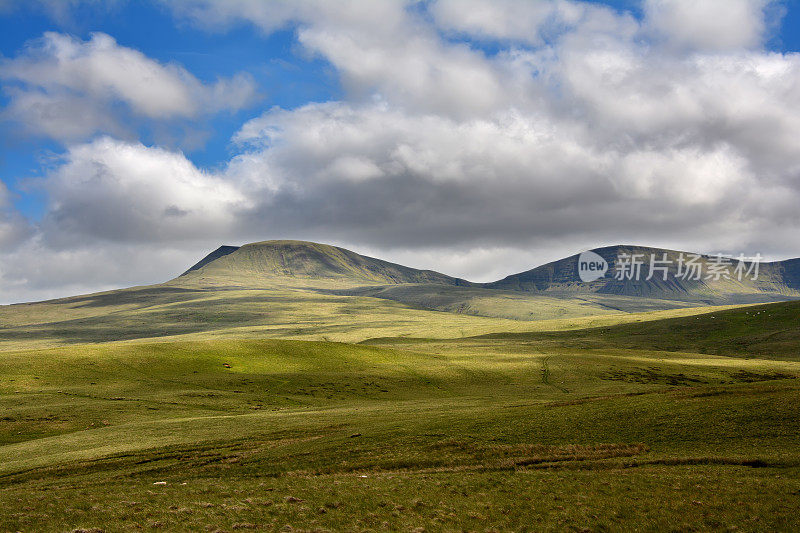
(1, 0), (800, 303)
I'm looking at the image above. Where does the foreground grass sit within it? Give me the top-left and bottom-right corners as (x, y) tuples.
(0, 335), (799, 530)
(5, 463), (799, 532)
(2, 300), (800, 530)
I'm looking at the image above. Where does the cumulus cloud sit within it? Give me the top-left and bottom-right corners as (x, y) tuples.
(166, 0), (530, 118)
(0, 237), (198, 303)
(3, 0), (800, 302)
(430, 0), (627, 45)
(0, 31), (258, 142)
(643, 0), (776, 51)
(223, 100), (780, 251)
(0, 138), (249, 303)
(39, 137), (249, 246)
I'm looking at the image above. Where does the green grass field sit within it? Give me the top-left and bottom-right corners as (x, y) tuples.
(1, 281), (800, 531)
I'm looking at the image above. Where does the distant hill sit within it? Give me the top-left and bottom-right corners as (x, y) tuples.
(3, 240), (800, 348)
(178, 241), (800, 307)
(179, 240), (467, 286)
(485, 245), (800, 305)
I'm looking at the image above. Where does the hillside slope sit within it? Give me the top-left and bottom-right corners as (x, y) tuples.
(480, 299), (800, 360)
(178, 240), (466, 286)
(177, 241), (800, 306)
(486, 245), (800, 305)
(3, 241), (800, 350)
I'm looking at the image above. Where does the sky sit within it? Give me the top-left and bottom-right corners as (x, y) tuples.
(1, 0), (800, 303)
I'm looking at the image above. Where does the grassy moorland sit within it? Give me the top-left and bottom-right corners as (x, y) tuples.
(474, 299), (800, 359)
(0, 280), (749, 353)
(0, 297), (799, 531)
(1, 241), (799, 531)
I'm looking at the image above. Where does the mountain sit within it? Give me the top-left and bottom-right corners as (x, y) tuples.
(178, 240), (468, 286)
(3, 240), (800, 350)
(178, 241), (800, 306)
(172, 241), (800, 317)
(486, 245), (800, 305)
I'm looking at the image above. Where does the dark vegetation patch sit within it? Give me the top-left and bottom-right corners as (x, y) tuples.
(728, 370), (796, 382)
(599, 367), (708, 386)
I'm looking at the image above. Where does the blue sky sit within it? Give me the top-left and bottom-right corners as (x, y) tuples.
(2, 0), (800, 302)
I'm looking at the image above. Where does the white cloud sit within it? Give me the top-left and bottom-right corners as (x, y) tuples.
(430, 0), (618, 45)
(644, 0), (774, 51)
(0, 136), (254, 302)
(40, 137), (249, 246)
(166, 0), (800, 248)
(0, 237), (198, 303)
(0, 32), (258, 142)
(612, 145), (751, 205)
(167, 0), (530, 118)
(1, 86), (128, 142)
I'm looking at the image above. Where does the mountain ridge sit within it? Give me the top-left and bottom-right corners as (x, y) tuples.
(179, 240), (470, 286)
(179, 240), (800, 306)
(485, 244), (800, 303)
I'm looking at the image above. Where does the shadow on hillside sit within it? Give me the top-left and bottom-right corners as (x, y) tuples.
(59, 287), (207, 308)
(0, 292), (351, 345)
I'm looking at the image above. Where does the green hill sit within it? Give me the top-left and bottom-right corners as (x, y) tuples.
(175, 241), (800, 318)
(180, 242), (800, 308)
(486, 245), (800, 305)
(480, 299), (800, 360)
(178, 240), (466, 286)
(5, 241), (799, 352)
